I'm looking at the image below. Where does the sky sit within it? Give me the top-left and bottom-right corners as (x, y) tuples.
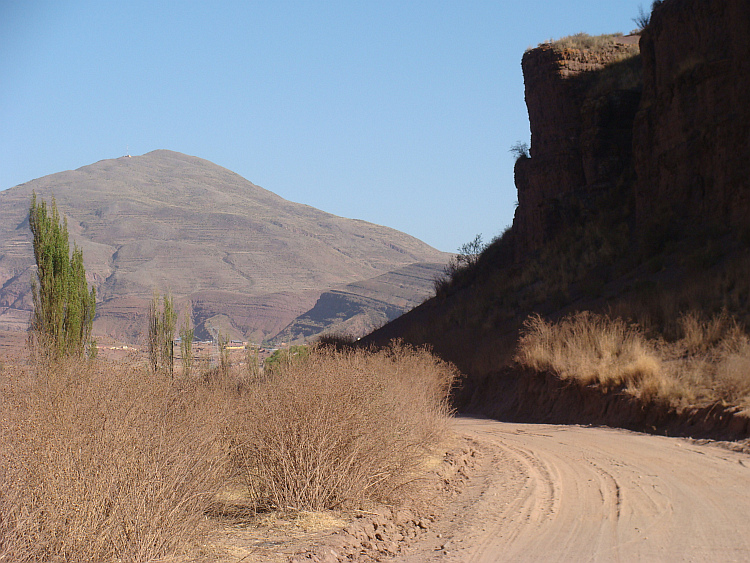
(1, 0), (647, 253)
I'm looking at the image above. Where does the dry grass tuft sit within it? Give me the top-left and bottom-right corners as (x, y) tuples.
(516, 311), (750, 408)
(516, 312), (669, 392)
(228, 342), (458, 513)
(676, 310), (741, 355)
(540, 32), (639, 60)
(0, 357), (230, 563)
(663, 312), (750, 406)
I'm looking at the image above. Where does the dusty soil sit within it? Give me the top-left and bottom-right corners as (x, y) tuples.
(393, 417), (750, 561)
(202, 416), (750, 562)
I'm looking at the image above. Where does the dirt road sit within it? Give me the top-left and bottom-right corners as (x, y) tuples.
(395, 417), (750, 562)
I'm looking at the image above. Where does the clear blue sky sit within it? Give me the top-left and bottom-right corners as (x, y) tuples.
(1, 0), (646, 252)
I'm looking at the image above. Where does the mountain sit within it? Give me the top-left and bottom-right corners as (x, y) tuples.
(0, 150), (450, 343)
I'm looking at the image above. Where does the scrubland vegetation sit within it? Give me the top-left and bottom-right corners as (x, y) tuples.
(538, 32), (640, 66)
(544, 32), (628, 52)
(0, 343), (457, 562)
(230, 343), (456, 512)
(0, 356), (226, 562)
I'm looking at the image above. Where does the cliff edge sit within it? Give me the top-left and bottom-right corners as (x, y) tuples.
(363, 0), (750, 439)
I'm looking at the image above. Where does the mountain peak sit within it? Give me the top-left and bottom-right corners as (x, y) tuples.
(0, 152), (449, 342)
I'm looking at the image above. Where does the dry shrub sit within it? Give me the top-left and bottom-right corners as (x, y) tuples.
(546, 32), (621, 51)
(228, 342), (457, 512)
(314, 333), (358, 350)
(516, 312), (680, 400)
(715, 340), (750, 404)
(0, 357), (230, 563)
(0, 343), (459, 560)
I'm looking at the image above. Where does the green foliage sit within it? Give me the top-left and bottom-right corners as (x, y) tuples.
(29, 193), (96, 358)
(457, 234), (486, 269)
(434, 234), (488, 296)
(148, 291), (177, 376)
(632, 4), (651, 30)
(264, 345), (309, 372)
(218, 333), (231, 376)
(315, 333), (358, 350)
(633, 2), (662, 31)
(179, 316), (194, 378)
(88, 339), (98, 360)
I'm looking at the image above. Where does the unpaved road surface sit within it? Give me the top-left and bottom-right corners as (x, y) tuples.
(395, 417), (750, 562)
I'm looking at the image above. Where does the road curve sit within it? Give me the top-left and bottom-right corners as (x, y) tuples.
(396, 417), (750, 562)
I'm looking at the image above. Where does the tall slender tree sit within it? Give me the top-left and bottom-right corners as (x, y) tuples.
(148, 291), (177, 376)
(29, 193), (96, 357)
(179, 313), (194, 378)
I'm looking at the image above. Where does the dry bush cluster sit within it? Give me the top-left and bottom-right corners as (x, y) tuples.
(661, 312), (750, 406)
(228, 343), (458, 513)
(516, 312), (676, 402)
(516, 311), (750, 408)
(0, 357), (231, 563)
(0, 342), (456, 562)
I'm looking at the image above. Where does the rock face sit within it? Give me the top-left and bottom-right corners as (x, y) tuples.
(363, 0), (750, 435)
(634, 0), (750, 231)
(513, 0), (750, 257)
(513, 39), (641, 256)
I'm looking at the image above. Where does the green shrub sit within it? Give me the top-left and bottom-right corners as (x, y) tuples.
(148, 291), (176, 376)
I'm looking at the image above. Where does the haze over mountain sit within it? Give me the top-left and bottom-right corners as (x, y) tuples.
(0, 150), (449, 343)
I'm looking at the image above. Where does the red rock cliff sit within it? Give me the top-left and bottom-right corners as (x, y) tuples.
(514, 0), (750, 258)
(634, 0), (750, 230)
(513, 39), (641, 256)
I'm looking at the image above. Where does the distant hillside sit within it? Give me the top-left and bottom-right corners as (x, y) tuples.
(0, 150), (450, 343)
(272, 262), (445, 344)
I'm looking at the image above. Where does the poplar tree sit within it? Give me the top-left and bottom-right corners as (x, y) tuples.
(179, 315), (194, 378)
(29, 193), (96, 357)
(148, 291), (177, 376)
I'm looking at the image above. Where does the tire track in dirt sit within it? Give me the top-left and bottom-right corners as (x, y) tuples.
(395, 417), (750, 562)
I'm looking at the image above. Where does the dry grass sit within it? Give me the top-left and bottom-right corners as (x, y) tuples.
(516, 312), (679, 402)
(542, 33), (640, 58)
(0, 357), (231, 562)
(661, 312), (750, 406)
(516, 311), (750, 408)
(227, 342), (458, 512)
